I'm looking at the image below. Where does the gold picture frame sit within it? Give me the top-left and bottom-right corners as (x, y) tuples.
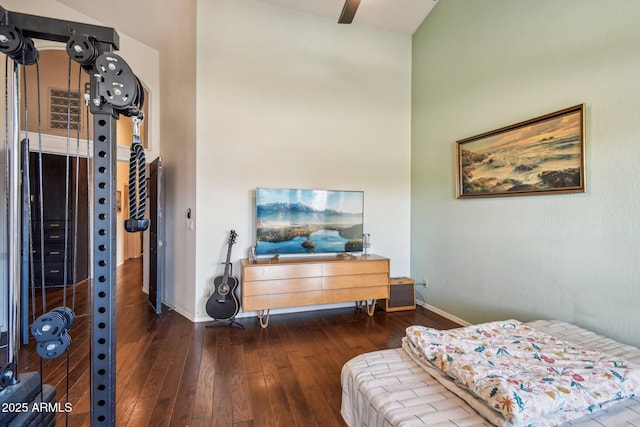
(456, 104), (585, 198)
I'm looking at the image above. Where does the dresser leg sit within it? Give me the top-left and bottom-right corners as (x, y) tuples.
(355, 300), (377, 316)
(365, 300), (377, 316)
(258, 309), (271, 328)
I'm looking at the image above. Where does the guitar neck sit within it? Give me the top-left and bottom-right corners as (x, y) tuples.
(223, 244), (233, 277)
(222, 230), (237, 279)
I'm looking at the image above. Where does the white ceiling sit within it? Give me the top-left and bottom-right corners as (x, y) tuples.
(56, 0), (438, 50)
(255, 0), (439, 34)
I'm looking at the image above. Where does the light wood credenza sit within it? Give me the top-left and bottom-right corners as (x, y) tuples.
(241, 254), (390, 327)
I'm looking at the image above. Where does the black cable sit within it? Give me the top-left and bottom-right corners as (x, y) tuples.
(65, 346), (70, 427)
(35, 61), (46, 314)
(23, 61), (36, 324)
(39, 357), (44, 425)
(416, 286), (427, 304)
(72, 65), (82, 312)
(3, 56), (8, 362)
(63, 57), (72, 309)
(85, 87), (90, 307)
(20, 47), (35, 344)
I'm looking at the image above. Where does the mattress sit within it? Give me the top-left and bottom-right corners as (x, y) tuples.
(341, 320), (640, 426)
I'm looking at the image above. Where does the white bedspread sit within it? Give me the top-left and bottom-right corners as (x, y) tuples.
(341, 320), (640, 427)
(404, 320), (640, 426)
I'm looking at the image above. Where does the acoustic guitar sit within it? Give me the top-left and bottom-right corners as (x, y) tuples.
(205, 230), (240, 321)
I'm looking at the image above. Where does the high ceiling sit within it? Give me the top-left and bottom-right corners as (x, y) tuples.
(56, 0), (438, 50)
(256, 0), (439, 34)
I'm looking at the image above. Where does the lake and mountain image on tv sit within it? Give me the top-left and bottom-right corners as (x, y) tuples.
(255, 188), (364, 255)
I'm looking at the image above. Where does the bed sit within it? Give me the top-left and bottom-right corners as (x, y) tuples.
(341, 320), (640, 426)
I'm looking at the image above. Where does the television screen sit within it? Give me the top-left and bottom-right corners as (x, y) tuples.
(255, 188), (364, 255)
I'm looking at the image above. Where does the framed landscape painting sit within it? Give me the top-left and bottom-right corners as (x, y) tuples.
(456, 104), (585, 198)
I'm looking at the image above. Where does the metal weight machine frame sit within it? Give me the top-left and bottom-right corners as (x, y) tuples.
(1, 6), (138, 425)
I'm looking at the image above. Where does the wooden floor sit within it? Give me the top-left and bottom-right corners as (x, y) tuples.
(17, 258), (460, 426)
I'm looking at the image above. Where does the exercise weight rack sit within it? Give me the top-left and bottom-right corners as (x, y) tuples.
(0, 5), (144, 425)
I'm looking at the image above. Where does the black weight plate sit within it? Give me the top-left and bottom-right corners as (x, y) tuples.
(31, 311), (66, 342)
(52, 306), (75, 330)
(36, 333), (71, 360)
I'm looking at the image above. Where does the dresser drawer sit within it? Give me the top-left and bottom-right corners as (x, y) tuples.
(32, 228), (68, 244)
(43, 220), (66, 230)
(243, 263), (322, 281)
(243, 277), (322, 296)
(31, 262), (72, 287)
(243, 291), (322, 311)
(44, 228), (67, 243)
(32, 220), (66, 230)
(33, 248), (66, 262)
(322, 259), (388, 276)
(322, 273), (389, 290)
(322, 286), (388, 304)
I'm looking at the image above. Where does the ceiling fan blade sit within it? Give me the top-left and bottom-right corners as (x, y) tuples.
(338, 0), (361, 24)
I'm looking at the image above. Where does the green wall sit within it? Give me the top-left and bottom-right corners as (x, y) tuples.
(411, 0), (640, 346)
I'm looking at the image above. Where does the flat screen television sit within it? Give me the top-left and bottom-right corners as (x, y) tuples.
(255, 188), (364, 256)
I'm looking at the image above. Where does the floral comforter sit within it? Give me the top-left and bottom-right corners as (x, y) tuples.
(405, 320), (640, 426)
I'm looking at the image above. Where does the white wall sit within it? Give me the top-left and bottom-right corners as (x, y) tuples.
(193, 0), (412, 321)
(159, 0), (197, 319)
(411, 0), (640, 346)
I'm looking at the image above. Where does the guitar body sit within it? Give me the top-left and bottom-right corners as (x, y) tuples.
(205, 230), (240, 321)
(206, 275), (239, 320)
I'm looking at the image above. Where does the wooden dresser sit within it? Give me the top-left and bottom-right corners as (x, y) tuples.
(241, 254), (389, 327)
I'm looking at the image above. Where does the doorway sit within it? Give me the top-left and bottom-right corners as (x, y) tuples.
(147, 157), (163, 314)
(28, 152), (90, 288)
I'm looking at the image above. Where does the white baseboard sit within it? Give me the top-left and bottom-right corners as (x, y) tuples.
(158, 301), (194, 322)
(417, 301), (471, 326)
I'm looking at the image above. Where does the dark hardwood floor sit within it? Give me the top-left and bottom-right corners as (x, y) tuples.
(17, 258), (460, 426)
